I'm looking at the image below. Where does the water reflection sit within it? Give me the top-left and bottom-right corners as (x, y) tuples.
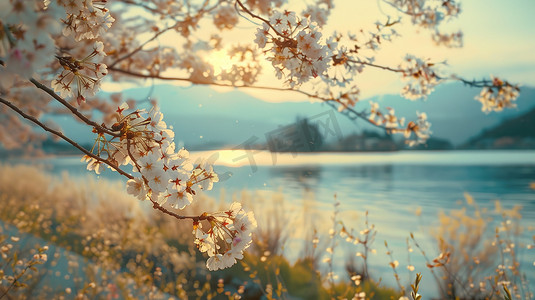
(269, 166), (322, 192)
(5, 152), (535, 297)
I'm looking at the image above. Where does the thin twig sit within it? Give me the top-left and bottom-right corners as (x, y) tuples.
(410, 233), (448, 298)
(149, 199), (207, 221)
(107, 25), (175, 69)
(235, 0), (286, 38)
(348, 59), (405, 73)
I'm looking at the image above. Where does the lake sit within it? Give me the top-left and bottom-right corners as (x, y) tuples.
(8, 150), (535, 297)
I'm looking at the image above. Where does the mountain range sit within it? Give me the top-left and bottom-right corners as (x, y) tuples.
(47, 82), (535, 150)
(462, 105), (535, 149)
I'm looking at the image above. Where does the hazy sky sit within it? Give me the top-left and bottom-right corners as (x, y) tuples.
(243, 0), (535, 101)
(336, 0), (535, 95)
(103, 0), (535, 102)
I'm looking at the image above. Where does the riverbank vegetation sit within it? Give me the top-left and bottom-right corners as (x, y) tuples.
(0, 164), (532, 299)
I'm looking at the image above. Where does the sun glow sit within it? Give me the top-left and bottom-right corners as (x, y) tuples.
(206, 49), (235, 75)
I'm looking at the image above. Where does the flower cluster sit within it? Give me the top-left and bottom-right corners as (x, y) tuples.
(432, 30), (463, 48)
(336, 86), (361, 111)
(368, 102), (406, 129)
(0, 1), (112, 99)
(56, 0), (115, 41)
(475, 77), (520, 113)
(51, 41), (108, 104)
(302, 1), (332, 27)
(84, 104), (217, 210)
(213, 5), (239, 30)
(390, 0), (461, 29)
(81, 103), (256, 269)
(0, 0), (61, 88)
(368, 102), (431, 146)
(194, 202), (257, 271)
(403, 111), (431, 146)
(426, 251), (451, 268)
(245, 0), (285, 15)
(389, 0), (463, 50)
(399, 54), (440, 100)
(254, 10), (333, 87)
(211, 45), (262, 85)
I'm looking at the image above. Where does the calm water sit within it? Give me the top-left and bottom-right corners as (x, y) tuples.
(9, 150), (535, 297)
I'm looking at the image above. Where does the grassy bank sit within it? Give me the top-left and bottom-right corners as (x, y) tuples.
(0, 164), (532, 299)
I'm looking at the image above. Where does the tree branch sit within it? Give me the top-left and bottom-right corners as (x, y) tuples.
(1, 95), (214, 222)
(349, 59), (405, 73)
(29, 78), (120, 137)
(107, 25), (175, 69)
(349, 59), (504, 89)
(149, 199), (207, 221)
(235, 0), (287, 38)
(108, 66), (394, 130)
(0, 96), (134, 180)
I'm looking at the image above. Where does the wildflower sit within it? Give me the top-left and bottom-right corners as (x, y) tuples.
(353, 291), (366, 300)
(33, 253), (48, 262)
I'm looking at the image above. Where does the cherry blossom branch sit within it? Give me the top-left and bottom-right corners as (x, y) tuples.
(349, 59), (507, 89)
(0, 96), (134, 180)
(235, 0), (286, 38)
(118, 0), (171, 16)
(443, 76), (495, 88)
(381, 0), (422, 17)
(108, 66), (382, 127)
(29, 78), (120, 137)
(149, 199), (208, 221)
(348, 59), (405, 73)
(1, 95), (212, 223)
(118, 0), (224, 25)
(107, 25), (175, 69)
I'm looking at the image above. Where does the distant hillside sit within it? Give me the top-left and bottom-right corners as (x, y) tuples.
(366, 84), (535, 145)
(462, 107), (535, 149)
